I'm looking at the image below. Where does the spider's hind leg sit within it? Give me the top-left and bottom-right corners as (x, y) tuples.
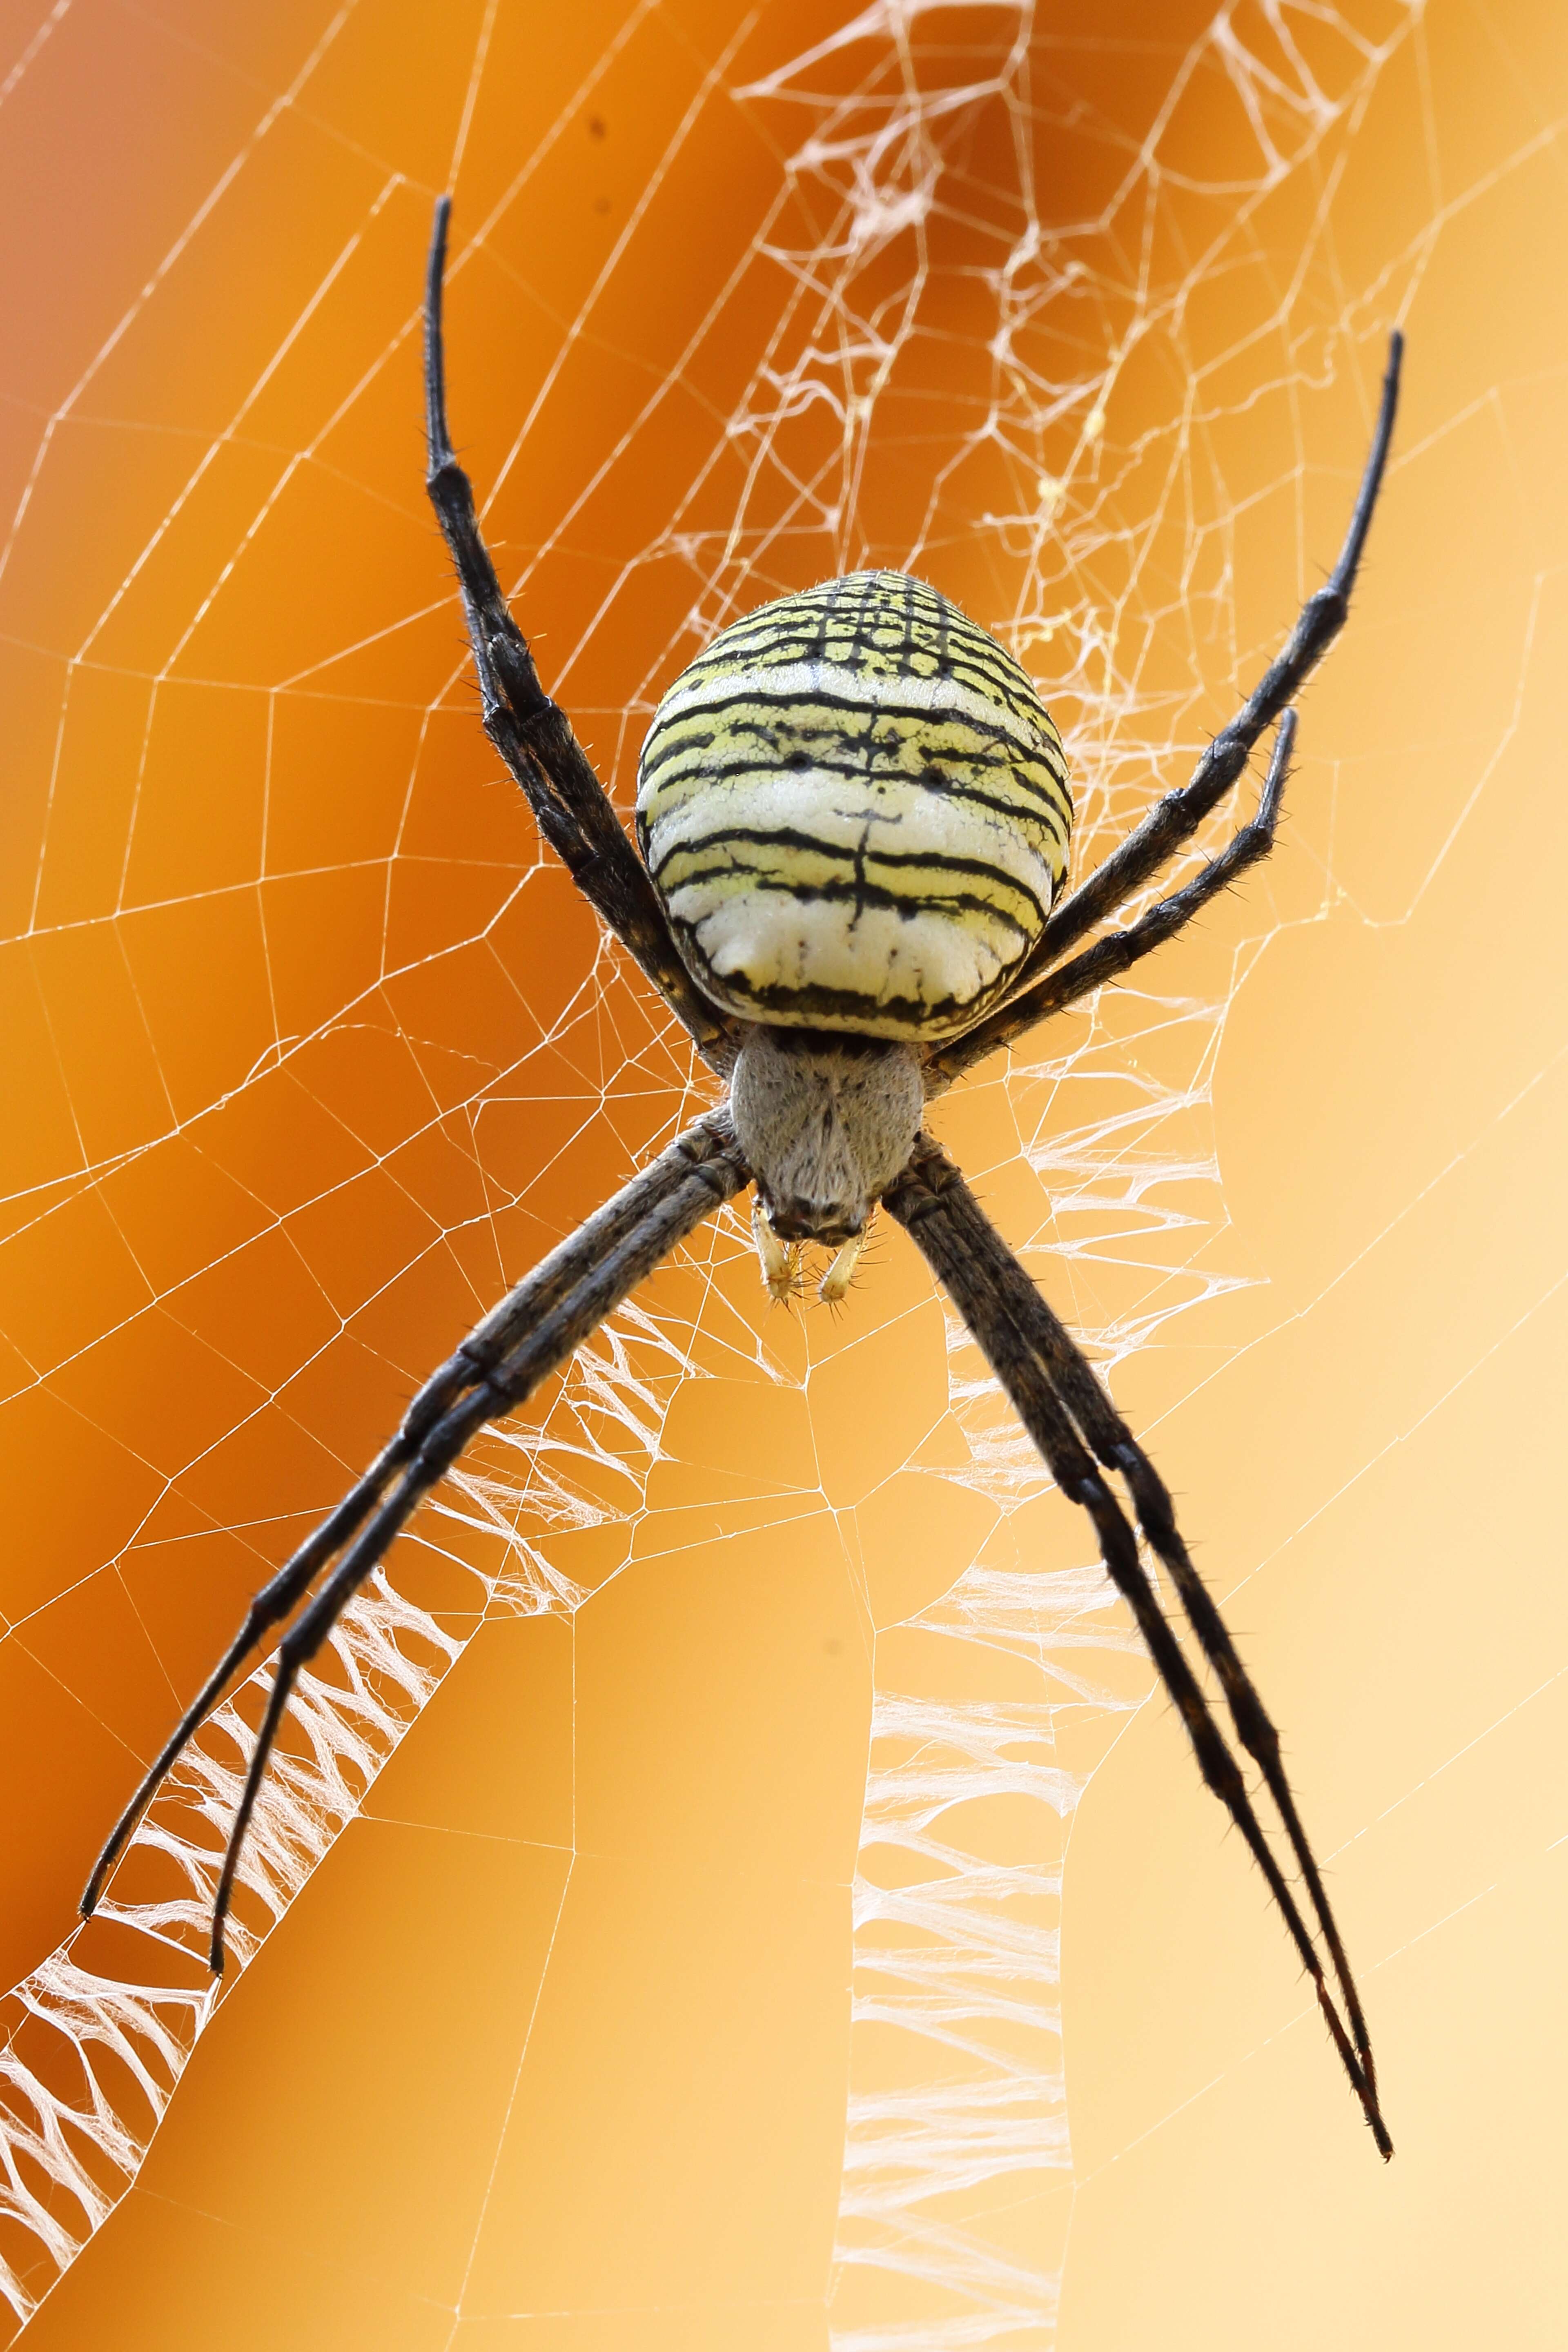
(938, 707), (1295, 1051)
(930, 329), (1403, 1091)
(422, 197), (735, 1075)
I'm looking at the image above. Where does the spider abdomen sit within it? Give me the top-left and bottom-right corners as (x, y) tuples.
(635, 571), (1071, 1042)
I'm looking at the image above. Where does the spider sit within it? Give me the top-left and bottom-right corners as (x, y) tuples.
(83, 198), (1401, 2160)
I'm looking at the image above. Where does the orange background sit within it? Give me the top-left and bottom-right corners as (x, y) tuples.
(1, 2), (1564, 2346)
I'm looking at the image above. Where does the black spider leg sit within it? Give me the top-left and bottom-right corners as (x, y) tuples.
(931, 708), (1293, 1056)
(80, 1123), (728, 1921)
(423, 196), (736, 1074)
(884, 1137), (1392, 2158)
(892, 1124), (1378, 2093)
(929, 332), (1402, 1090)
(83, 1111), (750, 1970)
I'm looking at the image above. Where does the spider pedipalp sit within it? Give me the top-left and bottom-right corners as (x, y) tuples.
(751, 1196), (802, 1304)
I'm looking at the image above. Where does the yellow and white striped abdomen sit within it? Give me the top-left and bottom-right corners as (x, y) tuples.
(635, 571), (1071, 1042)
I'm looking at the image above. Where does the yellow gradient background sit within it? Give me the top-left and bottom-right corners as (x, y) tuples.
(1, 3), (1563, 2347)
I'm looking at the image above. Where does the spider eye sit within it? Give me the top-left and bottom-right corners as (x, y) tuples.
(766, 1196), (864, 1246)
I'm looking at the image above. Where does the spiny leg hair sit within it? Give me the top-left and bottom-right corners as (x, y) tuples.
(423, 197), (733, 1071)
(82, 1111), (749, 1971)
(928, 332), (1402, 1090)
(884, 1134), (1393, 2158)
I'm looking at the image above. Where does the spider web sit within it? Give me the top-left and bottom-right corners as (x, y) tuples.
(2, 1), (1561, 2344)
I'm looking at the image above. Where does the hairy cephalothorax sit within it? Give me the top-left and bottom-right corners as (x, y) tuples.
(729, 1029), (924, 1296)
(82, 196), (1403, 2161)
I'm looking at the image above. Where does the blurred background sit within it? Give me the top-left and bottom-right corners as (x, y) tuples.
(0, 1), (1563, 2345)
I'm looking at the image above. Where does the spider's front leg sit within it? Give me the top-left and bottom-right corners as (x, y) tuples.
(82, 1110), (751, 1971)
(885, 1135), (1393, 2158)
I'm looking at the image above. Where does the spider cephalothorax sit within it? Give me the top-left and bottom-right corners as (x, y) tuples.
(728, 1028), (924, 1296)
(83, 196), (1403, 2163)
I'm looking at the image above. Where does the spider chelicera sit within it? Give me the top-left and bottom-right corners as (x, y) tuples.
(83, 198), (1401, 2159)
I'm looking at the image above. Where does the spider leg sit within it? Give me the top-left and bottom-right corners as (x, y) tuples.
(934, 335), (1401, 1086)
(78, 1447), (403, 1920)
(82, 1109), (749, 1971)
(423, 197), (735, 1073)
(884, 1136), (1392, 2158)
(929, 710), (1294, 1085)
(895, 1120), (1376, 2089)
